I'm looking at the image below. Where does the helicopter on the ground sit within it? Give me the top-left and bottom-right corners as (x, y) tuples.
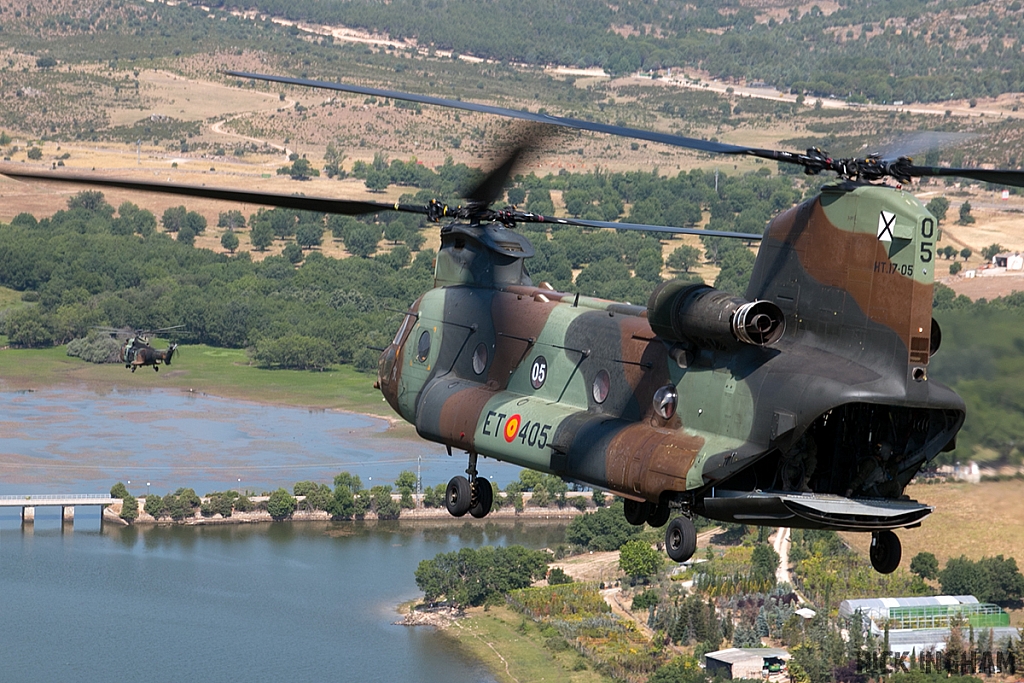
(8, 71), (1024, 573)
(95, 326), (183, 372)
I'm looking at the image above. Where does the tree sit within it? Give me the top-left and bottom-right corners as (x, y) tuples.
(926, 197), (949, 224)
(220, 231), (240, 253)
(414, 545), (548, 607)
(910, 551), (939, 580)
(395, 470), (418, 495)
(370, 485), (401, 520)
(278, 157), (320, 180)
(649, 656), (706, 683)
(110, 482), (129, 499)
(250, 221), (274, 251)
(548, 567), (574, 585)
(566, 502), (641, 550)
(162, 205), (187, 232)
(67, 190), (114, 216)
(27, 147), (42, 160)
(982, 243), (1004, 261)
(960, 247), (972, 260)
(267, 488), (297, 519)
(958, 201), (975, 225)
(666, 244), (702, 272)
(282, 242), (304, 264)
(323, 143), (346, 178)
(144, 492), (165, 518)
(218, 210), (246, 230)
(618, 539), (661, 583)
(119, 494), (138, 523)
(177, 225), (196, 246)
(4, 306), (54, 348)
(185, 211), (207, 235)
(296, 222), (324, 250)
(751, 543), (780, 587)
(344, 224), (381, 258)
(163, 488), (200, 521)
(950, 261), (962, 275)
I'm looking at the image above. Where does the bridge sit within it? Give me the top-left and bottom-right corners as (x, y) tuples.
(0, 494), (118, 523)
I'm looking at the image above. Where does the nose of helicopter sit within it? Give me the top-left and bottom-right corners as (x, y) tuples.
(376, 344), (400, 411)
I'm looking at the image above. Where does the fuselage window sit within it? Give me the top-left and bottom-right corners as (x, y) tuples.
(653, 385), (678, 420)
(472, 342), (488, 375)
(417, 330), (431, 363)
(592, 369), (610, 404)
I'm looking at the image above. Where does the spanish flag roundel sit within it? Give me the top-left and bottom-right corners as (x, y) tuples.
(504, 414), (522, 442)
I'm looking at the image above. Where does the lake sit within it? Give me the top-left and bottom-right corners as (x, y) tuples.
(0, 518), (567, 681)
(0, 386), (524, 496)
(0, 387), (555, 681)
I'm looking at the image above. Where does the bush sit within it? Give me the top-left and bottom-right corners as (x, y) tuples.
(548, 567), (574, 585)
(67, 334), (121, 363)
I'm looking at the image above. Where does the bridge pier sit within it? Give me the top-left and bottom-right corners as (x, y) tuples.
(22, 506), (34, 523)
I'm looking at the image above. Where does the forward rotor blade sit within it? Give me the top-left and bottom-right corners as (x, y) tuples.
(0, 169), (427, 217)
(225, 71), (795, 162)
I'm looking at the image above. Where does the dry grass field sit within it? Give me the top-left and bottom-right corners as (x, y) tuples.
(843, 479), (1024, 566)
(842, 478), (1024, 624)
(2, 65), (1024, 294)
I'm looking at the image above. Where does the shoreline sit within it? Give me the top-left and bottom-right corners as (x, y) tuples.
(105, 495), (588, 526)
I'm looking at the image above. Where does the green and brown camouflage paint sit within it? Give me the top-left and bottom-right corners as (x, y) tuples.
(377, 183), (964, 529)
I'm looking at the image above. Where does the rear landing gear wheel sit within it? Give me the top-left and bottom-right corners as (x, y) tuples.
(665, 516), (697, 563)
(870, 530), (902, 574)
(624, 499), (652, 526)
(470, 478), (493, 519)
(647, 501), (671, 528)
(445, 475), (472, 517)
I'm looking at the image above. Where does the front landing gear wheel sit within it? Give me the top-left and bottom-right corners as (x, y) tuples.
(870, 530), (902, 574)
(445, 476), (472, 517)
(624, 499), (652, 526)
(665, 516), (697, 563)
(470, 478), (493, 519)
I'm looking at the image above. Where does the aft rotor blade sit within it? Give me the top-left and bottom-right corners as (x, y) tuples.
(225, 71), (797, 162)
(905, 165), (1024, 188)
(0, 169), (428, 217)
(514, 211), (762, 239)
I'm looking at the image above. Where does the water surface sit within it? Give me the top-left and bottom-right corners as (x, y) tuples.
(0, 387), (521, 495)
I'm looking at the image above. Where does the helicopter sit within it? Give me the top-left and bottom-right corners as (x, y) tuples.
(95, 326), (183, 372)
(8, 71), (1024, 574)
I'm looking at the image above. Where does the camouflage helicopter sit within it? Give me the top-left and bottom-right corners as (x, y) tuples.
(95, 326), (182, 372)
(8, 72), (1024, 574)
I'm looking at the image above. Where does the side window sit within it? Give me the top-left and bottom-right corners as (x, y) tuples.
(416, 330), (431, 363)
(592, 369), (610, 404)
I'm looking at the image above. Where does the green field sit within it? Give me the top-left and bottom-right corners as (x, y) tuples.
(442, 606), (613, 683)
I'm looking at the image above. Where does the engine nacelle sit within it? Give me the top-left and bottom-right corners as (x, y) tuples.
(647, 282), (785, 349)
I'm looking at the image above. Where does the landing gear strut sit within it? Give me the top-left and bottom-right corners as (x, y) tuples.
(445, 451), (492, 519)
(870, 530), (902, 574)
